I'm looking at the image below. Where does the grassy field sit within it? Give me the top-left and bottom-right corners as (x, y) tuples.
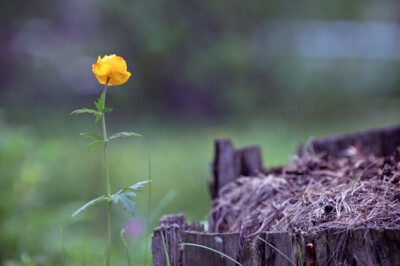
(1, 109), (399, 265)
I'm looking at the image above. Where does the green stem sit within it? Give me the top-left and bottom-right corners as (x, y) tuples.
(107, 201), (112, 266)
(144, 153), (152, 266)
(60, 228), (65, 266)
(101, 79), (112, 266)
(120, 229), (132, 266)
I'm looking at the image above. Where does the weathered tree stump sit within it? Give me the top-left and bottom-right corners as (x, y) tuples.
(298, 125), (400, 158)
(152, 214), (204, 265)
(152, 125), (400, 266)
(210, 139), (264, 199)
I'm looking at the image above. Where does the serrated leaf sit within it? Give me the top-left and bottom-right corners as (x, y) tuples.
(72, 195), (107, 217)
(71, 108), (98, 115)
(113, 181), (150, 195)
(111, 191), (137, 204)
(80, 132), (103, 140)
(95, 113), (102, 122)
(87, 140), (103, 152)
(129, 180), (151, 190)
(110, 180), (150, 216)
(108, 132), (143, 141)
(111, 193), (137, 216)
(95, 93), (105, 112)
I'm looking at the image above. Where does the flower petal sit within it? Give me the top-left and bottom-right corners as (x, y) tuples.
(108, 71), (131, 86)
(92, 54), (131, 86)
(94, 62), (112, 76)
(95, 74), (109, 85)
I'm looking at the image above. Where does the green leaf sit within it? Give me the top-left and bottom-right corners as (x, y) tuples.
(108, 132), (142, 141)
(80, 132), (103, 140)
(111, 180), (150, 216)
(92, 93), (112, 121)
(72, 195), (107, 217)
(115, 180), (151, 194)
(71, 108), (102, 123)
(95, 113), (102, 122)
(102, 107), (113, 113)
(71, 108), (98, 115)
(128, 180), (151, 190)
(95, 93), (105, 112)
(87, 140), (103, 152)
(111, 192), (137, 216)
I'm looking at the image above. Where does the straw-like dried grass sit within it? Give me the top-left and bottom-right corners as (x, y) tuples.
(209, 145), (400, 238)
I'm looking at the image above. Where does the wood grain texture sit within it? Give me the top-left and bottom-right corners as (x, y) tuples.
(210, 139), (237, 199)
(235, 146), (263, 177)
(210, 139), (264, 199)
(154, 224), (400, 265)
(152, 225), (181, 266)
(260, 231), (299, 266)
(182, 232), (241, 266)
(152, 214), (203, 266)
(299, 125), (400, 158)
(313, 228), (400, 266)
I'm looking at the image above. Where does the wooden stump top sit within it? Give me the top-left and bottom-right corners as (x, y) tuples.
(153, 125), (400, 266)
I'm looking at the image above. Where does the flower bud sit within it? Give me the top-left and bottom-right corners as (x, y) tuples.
(92, 54), (131, 86)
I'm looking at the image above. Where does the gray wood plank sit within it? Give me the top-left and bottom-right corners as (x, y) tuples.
(211, 139), (237, 199)
(223, 233), (240, 266)
(261, 231), (297, 266)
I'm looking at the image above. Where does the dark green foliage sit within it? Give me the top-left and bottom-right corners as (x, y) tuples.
(80, 133), (103, 140)
(94, 93), (105, 113)
(71, 93), (113, 123)
(71, 181), (150, 218)
(87, 140), (103, 152)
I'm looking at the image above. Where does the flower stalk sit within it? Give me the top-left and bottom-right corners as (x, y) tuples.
(101, 79), (113, 266)
(71, 54), (148, 266)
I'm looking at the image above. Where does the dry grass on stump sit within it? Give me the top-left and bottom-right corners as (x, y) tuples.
(209, 145), (400, 238)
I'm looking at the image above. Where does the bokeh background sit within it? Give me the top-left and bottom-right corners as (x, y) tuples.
(1, 0), (400, 265)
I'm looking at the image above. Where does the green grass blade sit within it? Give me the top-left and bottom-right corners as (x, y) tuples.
(257, 236), (295, 266)
(149, 191), (176, 224)
(161, 232), (171, 266)
(179, 243), (243, 266)
(101, 252), (106, 266)
(349, 160), (377, 184)
(60, 228), (65, 266)
(120, 229), (132, 266)
(297, 244), (304, 266)
(144, 153), (152, 266)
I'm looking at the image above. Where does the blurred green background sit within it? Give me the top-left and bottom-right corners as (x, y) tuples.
(1, 0), (400, 265)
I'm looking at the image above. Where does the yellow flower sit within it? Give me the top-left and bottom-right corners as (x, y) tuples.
(92, 54), (131, 86)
